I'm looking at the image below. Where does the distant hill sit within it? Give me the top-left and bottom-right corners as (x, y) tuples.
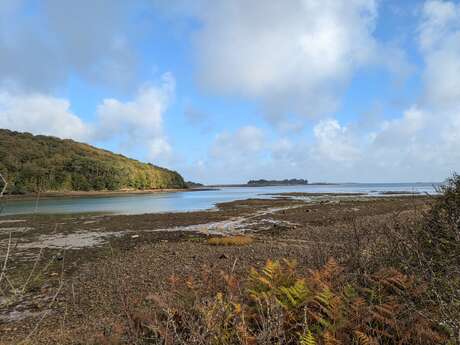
(247, 179), (309, 186)
(185, 181), (204, 188)
(0, 129), (186, 194)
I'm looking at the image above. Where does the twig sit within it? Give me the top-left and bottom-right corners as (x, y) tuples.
(21, 247), (44, 293)
(0, 172), (7, 197)
(0, 232), (13, 288)
(19, 251), (66, 344)
(231, 257), (238, 273)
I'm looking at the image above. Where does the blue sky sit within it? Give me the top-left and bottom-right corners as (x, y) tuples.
(1, 0), (460, 183)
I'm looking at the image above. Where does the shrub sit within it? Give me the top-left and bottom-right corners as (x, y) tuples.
(370, 173), (460, 342)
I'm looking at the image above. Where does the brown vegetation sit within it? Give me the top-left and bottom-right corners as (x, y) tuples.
(207, 235), (254, 246)
(91, 175), (460, 345)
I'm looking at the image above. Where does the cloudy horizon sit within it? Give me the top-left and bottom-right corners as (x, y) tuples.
(1, 0), (459, 184)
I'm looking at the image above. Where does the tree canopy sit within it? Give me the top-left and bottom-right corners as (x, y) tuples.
(0, 129), (186, 194)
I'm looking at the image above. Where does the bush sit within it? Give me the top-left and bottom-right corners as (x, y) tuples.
(370, 174), (460, 342)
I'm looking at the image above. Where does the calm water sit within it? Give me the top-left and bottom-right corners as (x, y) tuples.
(1, 183), (439, 216)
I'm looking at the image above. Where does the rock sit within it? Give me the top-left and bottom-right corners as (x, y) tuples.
(145, 294), (157, 302)
(131, 234), (140, 239)
(219, 254), (228, 260)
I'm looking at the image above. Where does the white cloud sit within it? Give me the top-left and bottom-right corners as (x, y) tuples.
(178, 125), (269, 183)
(96, 73), (175, 161)
(0, 91), (90, 140)
(312, 120), (361, 162)
(0, 0), (137, 92)
(373, 106), (427, 147)
(0, 73), (176, 165)
(148, 137), (173, 161)
(420, 0), (460, 109)
(192, 0), (379, 124)
(381, 0), (460, 174)
(419, 0), (460, 52)
(210, 126), (265, 159)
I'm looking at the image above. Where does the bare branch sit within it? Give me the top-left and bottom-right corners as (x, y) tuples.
(0, 172), (7, 197)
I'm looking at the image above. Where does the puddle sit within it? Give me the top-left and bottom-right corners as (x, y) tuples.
(82, 220), (99, 224)
(0, 226), (34, 233)
(19, 231), (125, 249)
(0, 219), (26, 224)
(0, 294), (53, 323)
(0, 308), (48, 323)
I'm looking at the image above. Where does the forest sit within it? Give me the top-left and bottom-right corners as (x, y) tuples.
(0, 129), (186, 194)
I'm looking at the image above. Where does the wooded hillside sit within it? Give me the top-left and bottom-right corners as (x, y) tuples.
(0, 129), (186, 194)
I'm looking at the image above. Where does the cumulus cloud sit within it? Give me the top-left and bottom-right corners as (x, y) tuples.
(210, 126), (265, 159)
(372, 107), (427, 148)
(186, 0), (460, 184)
(312, 120), (360, 162)
(419, 0), (460, 109)
(0, 0), (136, 92)
(373, 0), (460, 174)
(178, 126), (268, 183)
(0, 91), (90, 140)
(0, 73), (176, 164)
(265, 0), (460, 181)
(96, 73), (175, 161)
(191, 0), (379, 125)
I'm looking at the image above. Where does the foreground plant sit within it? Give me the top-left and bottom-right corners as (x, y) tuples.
(96, 259), (447, 345)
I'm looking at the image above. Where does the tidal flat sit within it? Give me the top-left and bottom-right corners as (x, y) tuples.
(0, 194), (431, 343)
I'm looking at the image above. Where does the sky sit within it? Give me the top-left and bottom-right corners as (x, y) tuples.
(0, 0), (459, 184)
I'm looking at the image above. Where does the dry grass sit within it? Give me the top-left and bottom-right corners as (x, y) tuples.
(206, 235), (254, 246)
(95, 258), (448, 345)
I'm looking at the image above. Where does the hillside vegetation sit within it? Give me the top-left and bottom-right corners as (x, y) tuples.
(0, 129), (186, 194)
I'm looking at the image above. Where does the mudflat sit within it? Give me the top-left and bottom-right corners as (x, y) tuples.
(0, 194), (431, 344)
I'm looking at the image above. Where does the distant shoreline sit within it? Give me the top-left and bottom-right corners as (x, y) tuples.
(207, 183), (338, 188)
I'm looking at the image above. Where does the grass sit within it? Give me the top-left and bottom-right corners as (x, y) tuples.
(206, 235), (254, 246)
